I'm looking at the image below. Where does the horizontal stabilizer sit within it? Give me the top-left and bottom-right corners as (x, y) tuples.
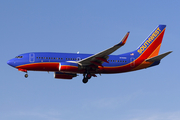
(146, 51), (172, 62)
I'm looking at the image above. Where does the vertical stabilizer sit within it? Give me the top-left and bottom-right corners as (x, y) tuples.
(136, 25), (166, 59)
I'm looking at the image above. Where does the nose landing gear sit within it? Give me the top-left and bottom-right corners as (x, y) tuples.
(18, 68), (28, 78)
(25, 73), (28, 78)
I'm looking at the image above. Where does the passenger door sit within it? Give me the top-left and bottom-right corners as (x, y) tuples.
(130, 57), (135, 67)
(29, 53), (35, 62)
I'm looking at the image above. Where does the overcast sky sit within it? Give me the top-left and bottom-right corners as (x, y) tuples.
(0, 1), (179, 120)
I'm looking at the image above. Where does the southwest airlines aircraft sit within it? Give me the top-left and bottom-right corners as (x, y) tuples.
(7, 25), (172, 83)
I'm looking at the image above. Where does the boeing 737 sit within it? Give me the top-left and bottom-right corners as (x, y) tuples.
(7, 25), (172, 83)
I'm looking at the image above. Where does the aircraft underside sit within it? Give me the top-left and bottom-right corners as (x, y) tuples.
(15, 60), (154, 83)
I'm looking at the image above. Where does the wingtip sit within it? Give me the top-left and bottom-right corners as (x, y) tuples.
(115, 31), (130, 46)
(121, 31), (130, 45)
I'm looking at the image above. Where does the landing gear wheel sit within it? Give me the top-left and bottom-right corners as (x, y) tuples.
(25, 74), (28, 78)
(82, 78), (88, 84)
(82, 70), (92, 84)
(86, 74), (91, 79)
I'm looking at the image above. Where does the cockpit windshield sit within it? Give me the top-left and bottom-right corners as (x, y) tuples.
(15, 56), (23, 58)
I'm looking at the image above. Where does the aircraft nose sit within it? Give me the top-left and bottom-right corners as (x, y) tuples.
(7, 60), (11, 65)
(7, 59), (15, 67)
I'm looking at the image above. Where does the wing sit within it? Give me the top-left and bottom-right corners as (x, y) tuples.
(77, 32), (130, 67)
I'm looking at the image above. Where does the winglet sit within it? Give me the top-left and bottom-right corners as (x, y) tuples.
(116, 32), (130, 46)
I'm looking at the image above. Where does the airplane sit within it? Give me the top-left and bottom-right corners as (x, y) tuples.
(7, 25), (172, 83)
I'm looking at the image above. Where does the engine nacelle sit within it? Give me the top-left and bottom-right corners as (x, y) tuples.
(59, 62), (80, 72)
(54, 72), (77, 79)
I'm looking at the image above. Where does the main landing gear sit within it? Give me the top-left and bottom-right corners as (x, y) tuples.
(82, 73), (92, 84)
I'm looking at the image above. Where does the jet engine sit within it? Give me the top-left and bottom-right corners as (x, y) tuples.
(54, 72), (77, 79)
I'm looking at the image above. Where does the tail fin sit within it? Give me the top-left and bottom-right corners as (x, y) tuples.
(136, 25), (166, 59)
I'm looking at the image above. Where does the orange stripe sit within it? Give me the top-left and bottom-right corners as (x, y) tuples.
(16, 62), (60, 71)
(147, 43), (161, 59)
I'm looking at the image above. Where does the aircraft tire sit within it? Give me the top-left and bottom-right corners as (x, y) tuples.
(25, 74), (28, 78)
(82, 78), (88, 84)
(86, 74), (91, 79)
